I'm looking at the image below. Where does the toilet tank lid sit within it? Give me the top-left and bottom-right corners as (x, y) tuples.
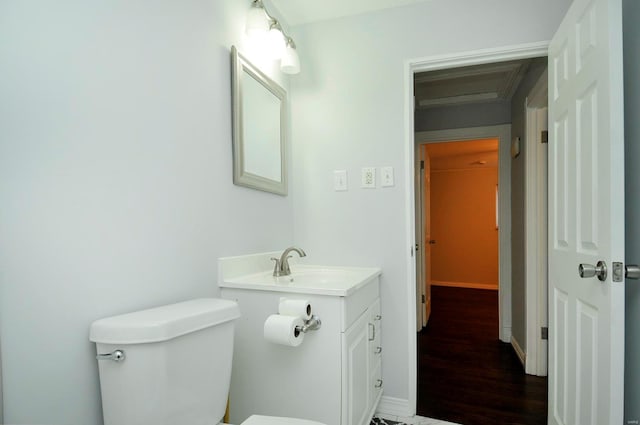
(89, 298), (240, 344)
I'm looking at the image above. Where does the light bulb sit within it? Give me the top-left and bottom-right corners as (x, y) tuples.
(246, 2), (269, 37)
(267, 25), (286, 59)
(281, 42), (300, 74)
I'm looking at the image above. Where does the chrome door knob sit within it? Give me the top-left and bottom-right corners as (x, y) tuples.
(626, 264), (640, 279)
(579, 261), (607, 282)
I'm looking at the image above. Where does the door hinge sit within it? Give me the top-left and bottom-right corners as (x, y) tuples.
(541, 130), (548, 144)
(541, 327), (548, 340)
(415, 243), (419, 252)
(420, 160), (424, 170)
(422, 294), (426, 304)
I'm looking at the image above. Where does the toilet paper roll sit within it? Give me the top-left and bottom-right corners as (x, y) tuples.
(264, 314), (305, 347)
(278, 298), (312, 320)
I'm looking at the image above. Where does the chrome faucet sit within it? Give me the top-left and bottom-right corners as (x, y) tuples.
(271, 246), (306, 277)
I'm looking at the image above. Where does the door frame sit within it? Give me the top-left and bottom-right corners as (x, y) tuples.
(415, 151), (427, 330)
(415, 126), (512, 343)
(415, 147), (432, 332)
(402, 41), (550, 416)
(524, 70), (549, 376)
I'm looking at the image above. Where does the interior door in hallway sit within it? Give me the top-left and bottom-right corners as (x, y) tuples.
(415, 148), (426, 330)
(422, 148), (432, 326)
(548, 0), (625, 423)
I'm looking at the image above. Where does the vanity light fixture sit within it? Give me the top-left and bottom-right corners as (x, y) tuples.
(245, 0), (301, 74)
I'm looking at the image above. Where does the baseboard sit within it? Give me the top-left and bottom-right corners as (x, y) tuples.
(501, 326), (511, 343)
(431, 280), (498, 290)
(511, 335), (526, 367)
(376, 396), (412, 418)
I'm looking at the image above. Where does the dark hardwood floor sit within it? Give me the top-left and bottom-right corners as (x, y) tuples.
(417, 286), (547, 425)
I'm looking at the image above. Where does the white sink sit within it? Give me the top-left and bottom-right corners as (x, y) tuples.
(218, 253), (381, 296)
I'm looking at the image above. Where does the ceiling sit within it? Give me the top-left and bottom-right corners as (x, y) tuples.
(269, 2), (536, 112)
(425, 139), (498, 171)
(415, 59), (533, 110)
(270, 0), (433, 25)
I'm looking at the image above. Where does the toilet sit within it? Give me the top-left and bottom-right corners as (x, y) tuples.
(89, 298), (326, 425)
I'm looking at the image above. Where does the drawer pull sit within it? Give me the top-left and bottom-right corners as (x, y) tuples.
(375, 379), (383, 388)
(368, 323), (375, 341)
(374, 346), (382, 354)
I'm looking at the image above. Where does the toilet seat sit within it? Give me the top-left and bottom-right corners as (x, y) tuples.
(240, 415), (327, 425)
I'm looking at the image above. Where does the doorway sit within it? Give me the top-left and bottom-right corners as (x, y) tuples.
(414, 125), (512, 343)
(416, 138), (500, 330)
(406, 46), (551, 422)
(423, 138), (500, 292)
(414, 130), (541, 424)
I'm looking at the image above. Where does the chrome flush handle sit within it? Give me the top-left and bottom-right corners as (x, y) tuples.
(96, 349), (126, 362)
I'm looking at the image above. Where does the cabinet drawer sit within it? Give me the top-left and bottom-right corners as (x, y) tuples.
(342, 278), (379, 331)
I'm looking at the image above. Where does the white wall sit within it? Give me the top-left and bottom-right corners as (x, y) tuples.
(0, 1), (294, 424)
(289, 0), (571, 410)
(623, 0), (640, 422)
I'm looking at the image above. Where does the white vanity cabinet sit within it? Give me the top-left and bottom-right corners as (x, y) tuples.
(218, 253), (382, 425)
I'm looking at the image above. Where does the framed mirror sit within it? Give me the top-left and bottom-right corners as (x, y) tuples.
(231, 46), (287, 196)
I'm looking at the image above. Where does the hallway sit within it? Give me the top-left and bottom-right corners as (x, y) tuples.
(417, 286), (547, 425)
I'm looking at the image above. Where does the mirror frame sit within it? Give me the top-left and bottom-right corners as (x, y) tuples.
(231, 46), (288, 196)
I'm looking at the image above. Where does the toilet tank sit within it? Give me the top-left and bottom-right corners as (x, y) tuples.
(89, 298), (241, 425)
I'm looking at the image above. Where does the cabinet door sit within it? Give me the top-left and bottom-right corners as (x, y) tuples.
(341, 311), (370, 425)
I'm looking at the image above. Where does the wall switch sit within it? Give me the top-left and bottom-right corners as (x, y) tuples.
(381, 166), (394, 187)
(334, 170), (348, 191)
(361, 167), (376, 188)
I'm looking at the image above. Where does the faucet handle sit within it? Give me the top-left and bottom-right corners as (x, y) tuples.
(271, 257), (281, 277)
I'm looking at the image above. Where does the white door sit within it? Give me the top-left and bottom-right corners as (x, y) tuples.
(415, 152), (426, 330)
(548, 0), (625, 424)
(423, 150), (432, 326)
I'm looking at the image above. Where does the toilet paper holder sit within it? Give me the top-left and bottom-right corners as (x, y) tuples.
(295, 315), (322, 333)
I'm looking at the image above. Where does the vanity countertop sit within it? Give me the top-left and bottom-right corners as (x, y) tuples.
(219, 262), (381, 297)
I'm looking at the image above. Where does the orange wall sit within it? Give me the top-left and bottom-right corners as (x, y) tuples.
(430, 167), (499, 287)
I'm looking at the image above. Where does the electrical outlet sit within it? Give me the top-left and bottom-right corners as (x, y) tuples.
(334, 170), (348, 191)
(381, 166), (394, 187)
(361, 167), (376, 188)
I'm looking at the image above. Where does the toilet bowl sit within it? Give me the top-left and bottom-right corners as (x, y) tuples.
(89, 298), (326, 425)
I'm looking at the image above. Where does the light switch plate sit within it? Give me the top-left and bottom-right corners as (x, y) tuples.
(381, 166), (394, 187)
(334, 170), (348, 191)
(361, 167), (376, 188)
